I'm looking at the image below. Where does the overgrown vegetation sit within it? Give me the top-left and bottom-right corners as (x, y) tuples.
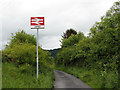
(0, 50), (2, 89)
(56, 1), (119, 88)
(2, 62), (54, 88)
(2, 30), (55, 88)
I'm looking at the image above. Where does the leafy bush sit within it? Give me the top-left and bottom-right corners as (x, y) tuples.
(56, 1), (119, 88)
(62, 32), (84, 48)
(2, 30), (55, 88)
(3, 43), (36, 66)
(9, 30), (36, 47)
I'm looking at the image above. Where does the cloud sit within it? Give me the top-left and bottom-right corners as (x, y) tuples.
(39, 35), (61, 50)
(0, 40), (10, 50)
(1, 0), (118, 49)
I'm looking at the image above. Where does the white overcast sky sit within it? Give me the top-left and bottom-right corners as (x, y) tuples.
(0, 0), (118, 50)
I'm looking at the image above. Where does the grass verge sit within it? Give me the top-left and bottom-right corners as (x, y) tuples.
(2, 62), (54, 88)
(56, 65), (118, 88)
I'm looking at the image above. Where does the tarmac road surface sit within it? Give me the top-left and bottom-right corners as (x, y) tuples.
(54, 70), (93, 89)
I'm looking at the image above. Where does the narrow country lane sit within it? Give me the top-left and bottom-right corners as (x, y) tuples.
(54, 70), (93, 89)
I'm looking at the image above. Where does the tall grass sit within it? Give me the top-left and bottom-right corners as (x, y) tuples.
(2, 62), (54, 88)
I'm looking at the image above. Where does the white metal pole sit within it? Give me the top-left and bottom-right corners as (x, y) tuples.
(37, 28), (39, 79)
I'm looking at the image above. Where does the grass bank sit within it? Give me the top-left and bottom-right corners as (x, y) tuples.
(56, 65), (118, 88)
(2, 62), (54, 88)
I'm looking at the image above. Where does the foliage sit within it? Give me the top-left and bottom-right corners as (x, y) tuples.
(56, 46), (75, 66)
(62, 28), (77, 39)
(47, 48), (60, 57)
(3, 43), (36, 65)
(56, 1), (119, 88)
(60, 28), (78, 47)
(8, 30), (36, 48)
(2, 62), (54, 88)
(61, 32), (84, 48)
(0, 50), (1, 89)
(2, 30), (55, 88)
(2, 29), (54, 70)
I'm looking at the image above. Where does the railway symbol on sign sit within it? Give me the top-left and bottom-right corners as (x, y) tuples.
(31, 17), (44, 29)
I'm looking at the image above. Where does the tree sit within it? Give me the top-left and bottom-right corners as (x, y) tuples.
(8, 30), (36, 48)
(61, 32), (84, 48)
(60, 28), (79, 47)
(62, 28), (77, 39)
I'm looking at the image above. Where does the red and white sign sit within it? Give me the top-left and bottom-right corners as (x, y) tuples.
(31, 17), (44, 29)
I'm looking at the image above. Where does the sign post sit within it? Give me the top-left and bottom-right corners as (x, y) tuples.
(37, 28), (38, 79)
(31, 17), (45, 79)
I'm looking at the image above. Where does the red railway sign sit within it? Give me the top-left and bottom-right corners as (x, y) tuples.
(31, 17), (44, 29)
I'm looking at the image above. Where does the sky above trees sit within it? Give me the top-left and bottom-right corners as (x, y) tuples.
(0, 0), (118, 50)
